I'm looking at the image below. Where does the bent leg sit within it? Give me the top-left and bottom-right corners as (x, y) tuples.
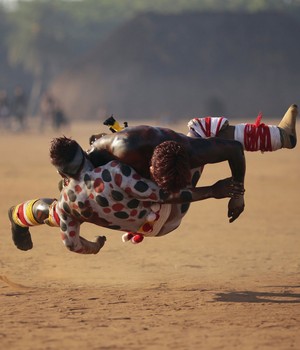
(232, 105), (297, 151)
(188, 104), (298, 151)
(8, 198), (56, 251)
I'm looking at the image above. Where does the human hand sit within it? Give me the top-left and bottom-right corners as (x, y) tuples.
(89, 133), (107, 146)
(95, 236), (107, 250)
(228, 195), (245, 223)
(78, 235), (107, 254)
(212, 178), (245, 199)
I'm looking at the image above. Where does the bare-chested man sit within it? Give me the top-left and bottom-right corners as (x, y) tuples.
(8, 104), (297, 253)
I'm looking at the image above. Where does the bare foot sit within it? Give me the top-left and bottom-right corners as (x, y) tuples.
(278, 104), (298, 149)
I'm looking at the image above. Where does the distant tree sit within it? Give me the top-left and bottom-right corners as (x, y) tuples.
(6, 1), (75, 113)
(0, 6), (15, 89)
(4, 0), (300, 114)
(0, 7), (9, 54)
(5, 0), (137, 114)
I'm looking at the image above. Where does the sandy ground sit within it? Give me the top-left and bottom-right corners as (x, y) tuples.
(0, 117), (300, 350)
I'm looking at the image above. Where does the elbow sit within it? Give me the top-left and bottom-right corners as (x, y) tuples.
(64, 241), (76, 252)
(64, 242), (84, 254)
(233, 140), (245, 155)
(62, 235), (79, 253)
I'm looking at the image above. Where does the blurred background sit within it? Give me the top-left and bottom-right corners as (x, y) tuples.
(0, 0), (300, 131)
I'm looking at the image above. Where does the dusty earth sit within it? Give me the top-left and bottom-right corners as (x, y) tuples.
(0, 118), (300, 350)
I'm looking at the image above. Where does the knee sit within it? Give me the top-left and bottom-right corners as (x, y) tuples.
(232, 139), (245, 154)
(32, 198), (55, 223)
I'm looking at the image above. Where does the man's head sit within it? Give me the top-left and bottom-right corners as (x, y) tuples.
(150, 141), (191, 193)
(50, 136), (85, 177)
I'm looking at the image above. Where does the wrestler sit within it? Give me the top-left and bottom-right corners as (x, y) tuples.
(8, 137), (245, 253)
(8, 104), (297, 253)
(87, 104), (297, 192)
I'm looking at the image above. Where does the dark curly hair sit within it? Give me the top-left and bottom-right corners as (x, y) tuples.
(50, 136), (84, 176)
(150, 141), (191, 192)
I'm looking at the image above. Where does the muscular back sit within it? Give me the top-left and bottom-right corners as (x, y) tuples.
(88, 125), (191, 178)
(87, 124), (245, 185)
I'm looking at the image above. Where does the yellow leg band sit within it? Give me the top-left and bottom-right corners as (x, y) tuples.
(12, 199), (40, 227)
(12, 204), (27, 227)
(44, 202), (60, 227)
(25, 199), (40, 226)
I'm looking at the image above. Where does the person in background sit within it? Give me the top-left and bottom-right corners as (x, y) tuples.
(0, 89), (11, 130)
(11, 85), (28, 131)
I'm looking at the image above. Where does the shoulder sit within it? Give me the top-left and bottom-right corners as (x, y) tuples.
(103, 161), (136, 178)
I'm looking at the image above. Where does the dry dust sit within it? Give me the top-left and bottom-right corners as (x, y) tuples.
(0, 119), (300, 350)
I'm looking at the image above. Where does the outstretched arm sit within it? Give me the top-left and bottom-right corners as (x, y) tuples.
(58, 210), (106, 254)
(160, 177), (245, 223)
(163, 177), (245, 204)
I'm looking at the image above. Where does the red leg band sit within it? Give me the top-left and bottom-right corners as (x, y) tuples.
(244, 113), (272, 152)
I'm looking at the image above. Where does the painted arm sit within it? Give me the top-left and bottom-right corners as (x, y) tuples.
(58, 209), (106, 254)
